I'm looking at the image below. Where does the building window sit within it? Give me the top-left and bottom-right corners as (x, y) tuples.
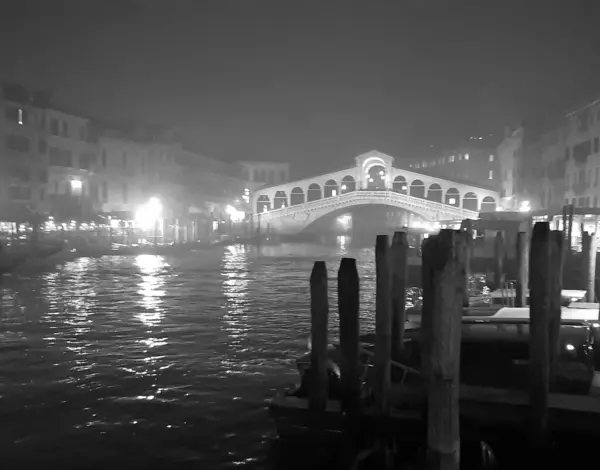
(6, 134), (30, 152)
(279, 169), (287, 183)
(595, 195), (599, 208)
(78, 153), (95, 170)
(101, 149), (107, 168)
(39, 169), (48, 183)
(489, 154), (494, 162)
(449, 155), (455, 162)
(5, 106), (27, 125)
(9, 185), (31, 201)
(50, 118), (59, 136)
(38, 139), (47, 154)
(596, 167), (599, 186)
(61, 121), (68, 137)
(488, 170), (493, 179)
(49, 147), (72, 167)
(594, 137), (600, 153)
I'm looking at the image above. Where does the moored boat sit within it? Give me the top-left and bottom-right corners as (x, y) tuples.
(271, 307), (600, 447)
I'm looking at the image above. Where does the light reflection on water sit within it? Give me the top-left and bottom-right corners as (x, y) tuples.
(0, 242), (421, 469)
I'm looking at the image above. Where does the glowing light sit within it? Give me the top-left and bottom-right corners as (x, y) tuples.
(496, 207), (505, 212)
(519, 200), (531, 213)
(379, 171), (384, 176)
(368, 177), (374, 183)
(341, 184), (347, 190)
(465, 154), (470, 160)
(135, 197), (163, 230)
(225, 205), (246, 222)
(449, 197), (456, 205)
(70, 179), (82, 191)
(337, 214), (352, 230)
(331, 189), (337, 196)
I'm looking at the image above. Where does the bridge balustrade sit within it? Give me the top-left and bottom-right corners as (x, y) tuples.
(253, 189), (479, 222)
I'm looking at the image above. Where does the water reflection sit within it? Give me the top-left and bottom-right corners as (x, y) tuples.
(221, 245), (251, 374)
(135, 255), (168, 326)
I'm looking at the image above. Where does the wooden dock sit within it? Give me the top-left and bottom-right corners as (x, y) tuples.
(269, 222), (600, 469)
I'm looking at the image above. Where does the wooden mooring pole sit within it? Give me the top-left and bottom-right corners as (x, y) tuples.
(422, 229), (466, 470)
(549, 231), (564, 379)
(308, 261), (329, 411)
(516, 232), (529, 307)
(375, 234), (392, 414)
(494, 231), (505, 289)
(460, 219), (473, 307)
(584, 229), (597, 302)
(338, 257), (361, 415)
(390, 231), (408, 356)
(528, 222), (553, 456)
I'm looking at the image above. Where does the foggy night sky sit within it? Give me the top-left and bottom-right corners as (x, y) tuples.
(1, 0), (599, 176)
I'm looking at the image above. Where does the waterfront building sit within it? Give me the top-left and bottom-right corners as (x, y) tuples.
(0, 83), (51, 222)
(563, 99), (600, 210)
(495, 127), (523, 210)
(42, 107), (101, 221)
(0, 82), (254, 242)
(408, 137), (499, 191)
(239, 161), (290, 186)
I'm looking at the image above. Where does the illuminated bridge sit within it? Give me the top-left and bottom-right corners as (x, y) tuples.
(251, 150), (499, 235)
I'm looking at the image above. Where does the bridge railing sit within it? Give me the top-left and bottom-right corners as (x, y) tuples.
(253, 190), (479, 221)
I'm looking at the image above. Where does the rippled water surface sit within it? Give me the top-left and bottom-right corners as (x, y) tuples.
(0, 242), (396, 469)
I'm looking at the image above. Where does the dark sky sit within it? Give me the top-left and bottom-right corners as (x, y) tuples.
(1, 0), (599, 176)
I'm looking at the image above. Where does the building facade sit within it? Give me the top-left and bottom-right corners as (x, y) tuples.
(563, 100), (600, 210)
(0, 82), (255, 242)
(496, 97), (600, 215)
(408, 141), (499, 190)
(0, 84), (50, 221)
(239, 161), (290, 186)
(495, 127), (523, 210)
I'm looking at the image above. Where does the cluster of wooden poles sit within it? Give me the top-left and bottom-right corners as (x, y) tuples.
(307, 221), (573, 469)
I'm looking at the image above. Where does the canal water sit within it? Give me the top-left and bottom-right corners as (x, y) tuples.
(0, 240), (420, 469)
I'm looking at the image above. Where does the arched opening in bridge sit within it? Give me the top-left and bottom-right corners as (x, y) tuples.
(366, 165), (387, 190)
(290, 187), (304, 206)
(273, 191), (288, 209)
(256, 195), (270, 213)
(341, 175), (356, 193)
(463, 192), (478, 212)
(427, 183), (443, 203)
(410, 179), (425, 198)
(480, 196), (497, 212)
(445, 188), (460, 207)
(324, 179), (339, 198)
(307, 183), (322, 202)
(393, 175), (408, 194)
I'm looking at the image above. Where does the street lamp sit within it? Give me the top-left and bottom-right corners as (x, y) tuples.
(70, 179), (83, 191)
